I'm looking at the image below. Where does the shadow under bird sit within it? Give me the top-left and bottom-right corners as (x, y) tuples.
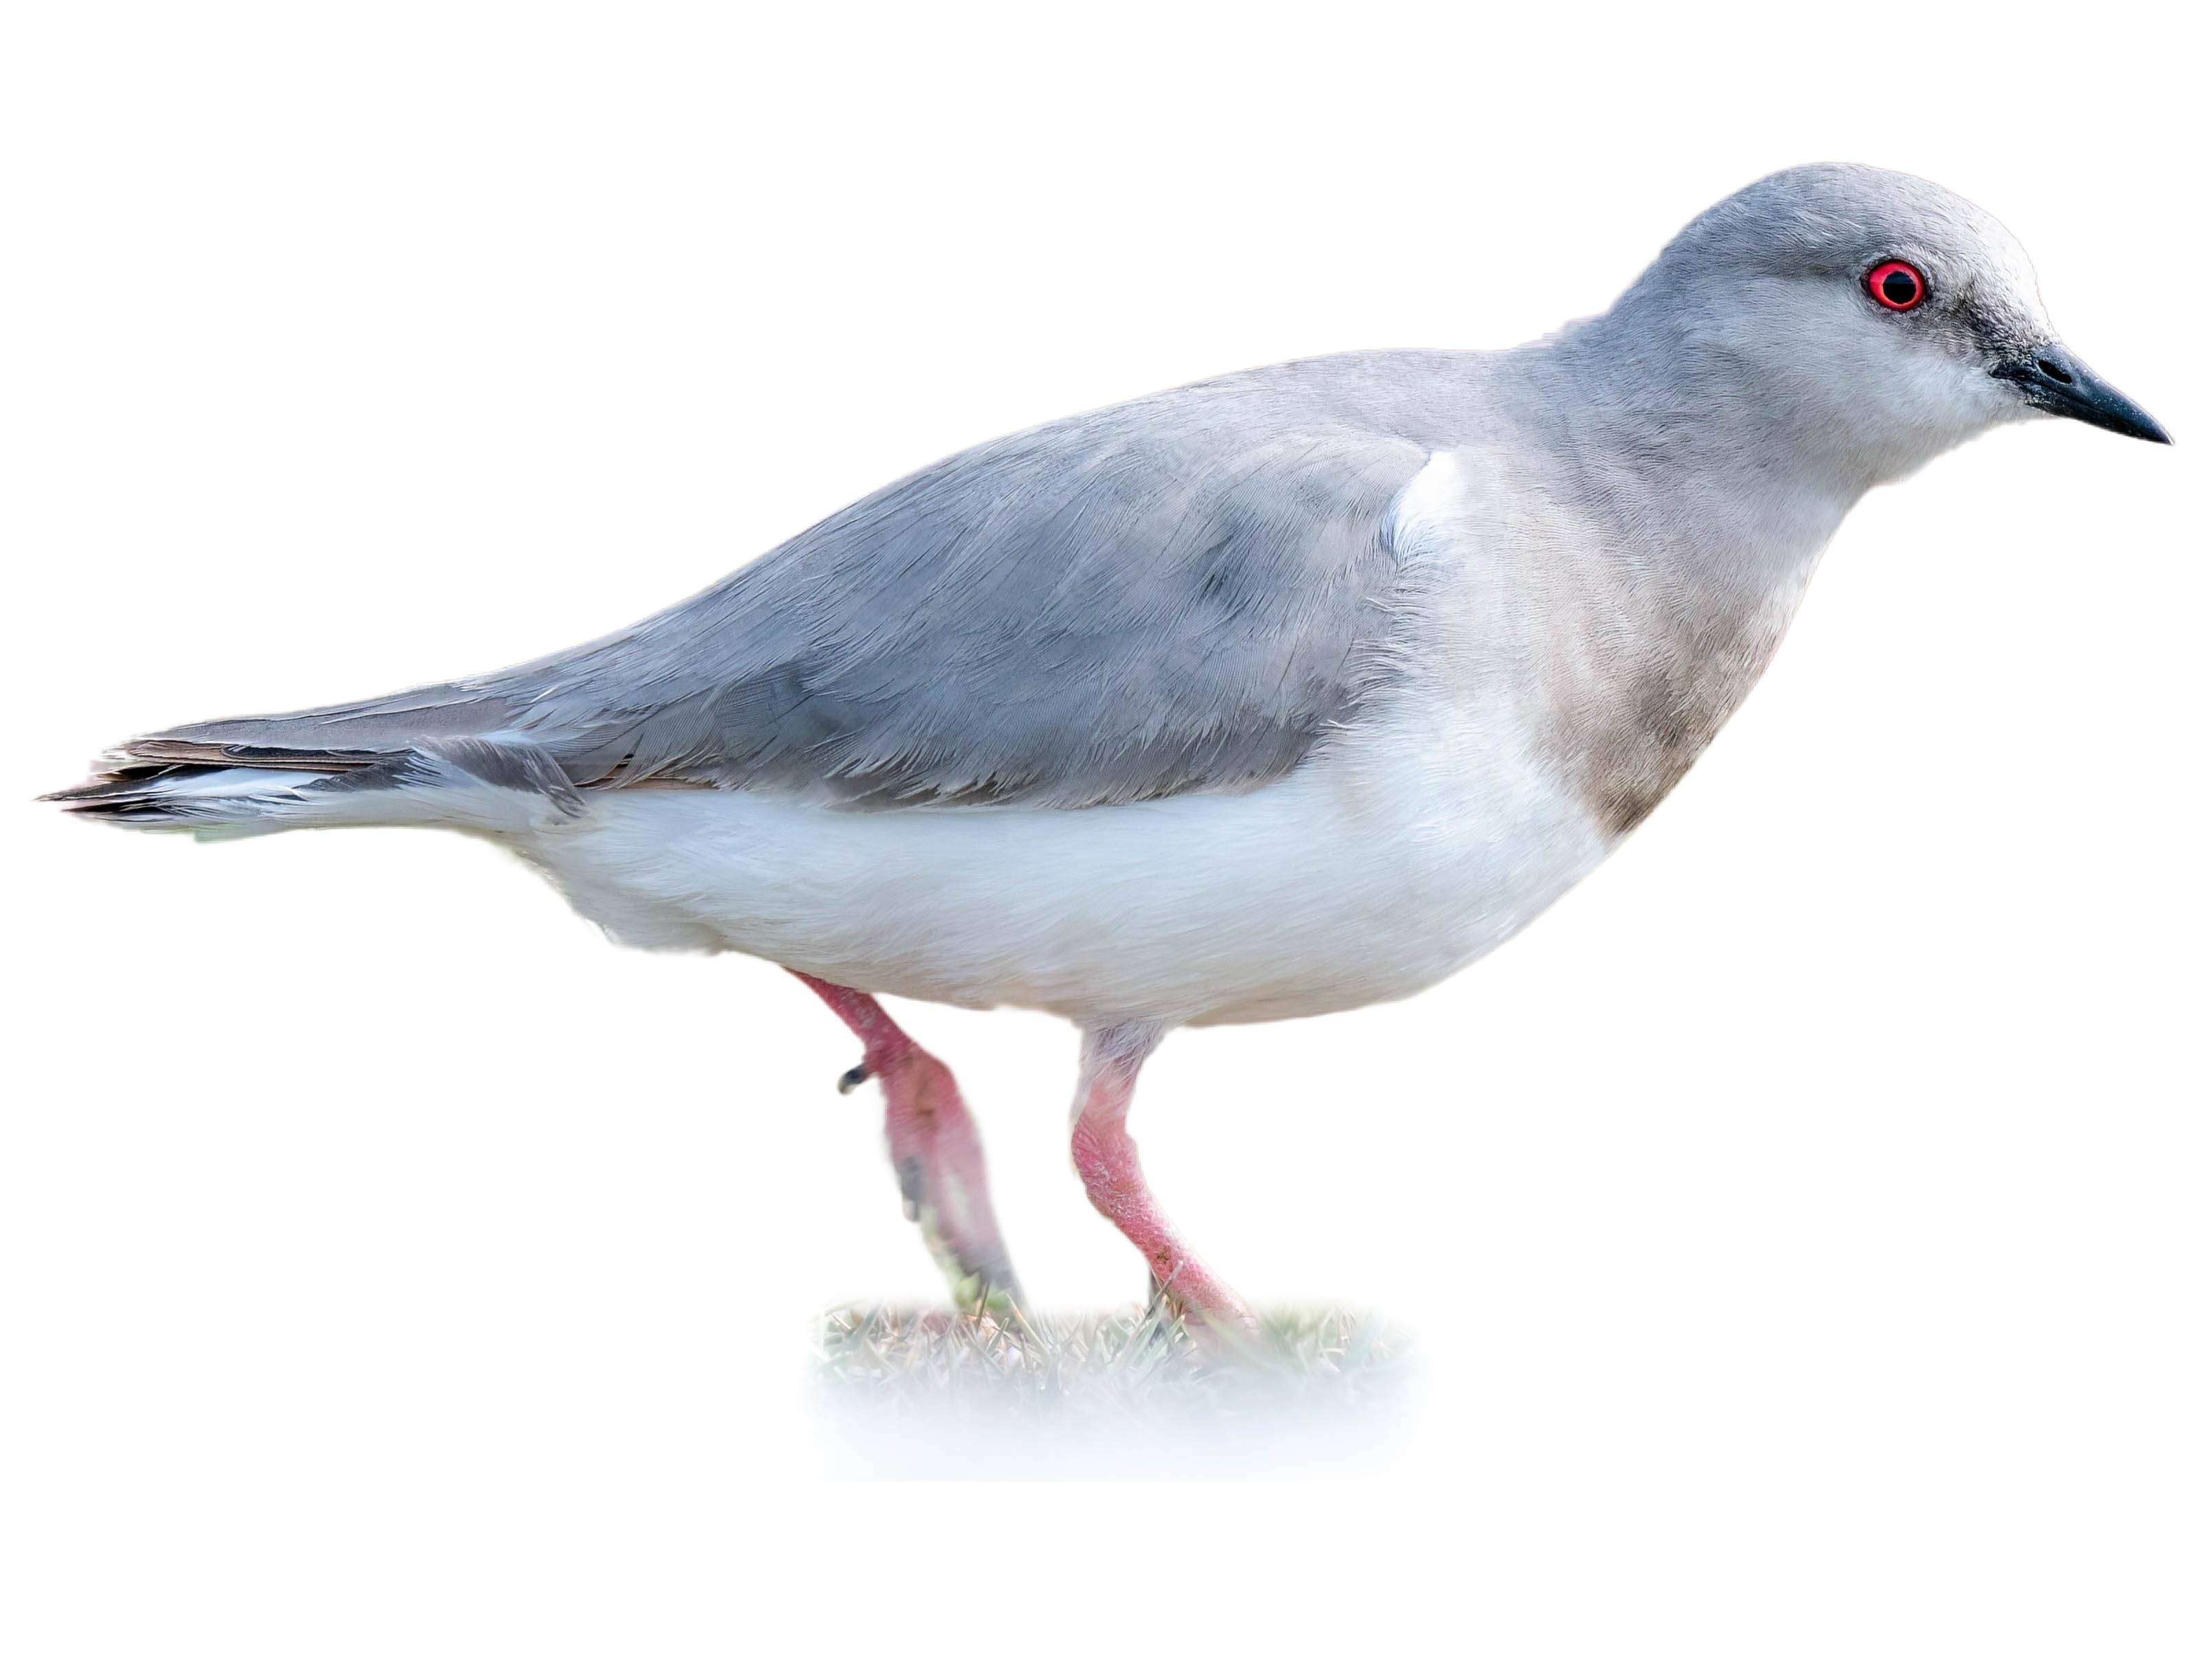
(50, 164), (2170, 1333)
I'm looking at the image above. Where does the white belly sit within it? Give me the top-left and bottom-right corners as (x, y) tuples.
(505, 689), (1610, 1028)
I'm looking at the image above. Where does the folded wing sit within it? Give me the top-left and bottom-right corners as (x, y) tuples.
(62, 369), (1435, 819)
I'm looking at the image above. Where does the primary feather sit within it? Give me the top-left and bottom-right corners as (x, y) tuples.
(60, 354), (1494, 823)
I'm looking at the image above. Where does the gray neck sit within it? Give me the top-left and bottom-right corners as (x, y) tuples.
(1462, 306), (1872, 837)
(1503, 301), (1868, 595)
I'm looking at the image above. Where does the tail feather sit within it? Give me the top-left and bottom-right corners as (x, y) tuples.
(46, 728), (587, 838)
(45, 762), (358, 836)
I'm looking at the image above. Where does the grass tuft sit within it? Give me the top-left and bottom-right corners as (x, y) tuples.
(814, 1302), (1409, 1427)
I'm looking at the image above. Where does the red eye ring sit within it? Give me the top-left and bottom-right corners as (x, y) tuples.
(1867, 260), (1926, 311)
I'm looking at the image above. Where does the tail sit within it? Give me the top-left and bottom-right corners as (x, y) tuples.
(45, 699), (586, 840)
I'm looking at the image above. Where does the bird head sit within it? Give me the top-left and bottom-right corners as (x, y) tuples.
(1605, 163), (2169, 489)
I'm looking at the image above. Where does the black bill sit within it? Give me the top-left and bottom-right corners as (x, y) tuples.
(1994, 342), (2171, 444)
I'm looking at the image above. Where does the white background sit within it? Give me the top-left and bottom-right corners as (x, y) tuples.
(3, 3), (2204, 1654)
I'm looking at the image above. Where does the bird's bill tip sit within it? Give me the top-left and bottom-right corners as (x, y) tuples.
(1997, 344), (2171, 444)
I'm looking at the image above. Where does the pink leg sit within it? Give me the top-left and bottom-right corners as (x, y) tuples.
(789, 971), (1023, 1311)
(1070, 1024), (1257, 1335)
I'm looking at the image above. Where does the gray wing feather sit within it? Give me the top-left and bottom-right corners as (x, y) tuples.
(133, 358), (1448, 810)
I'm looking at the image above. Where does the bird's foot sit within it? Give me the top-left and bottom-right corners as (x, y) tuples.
(860, 1043), (1027, 1316)
(1072, 1022), (1258, 1353)
(791, 971), (1027, 1317)
(1141, 1255), (1262, 1351)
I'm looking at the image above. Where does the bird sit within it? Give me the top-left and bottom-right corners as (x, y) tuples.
(48, 164), (2169, 1334)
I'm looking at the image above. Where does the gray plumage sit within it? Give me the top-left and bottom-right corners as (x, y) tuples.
(45, 161), (2172, 1331)
(53, 163), (2166, 830)
(99, 361), (1480, 812)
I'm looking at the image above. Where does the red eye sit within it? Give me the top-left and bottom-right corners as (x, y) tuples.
(1867, 260), (1926, 311)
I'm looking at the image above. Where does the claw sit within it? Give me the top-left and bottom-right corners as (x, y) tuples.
(836, 1062), (871, 1095)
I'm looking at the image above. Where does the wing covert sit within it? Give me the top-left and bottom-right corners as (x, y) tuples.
(492, 404), (1432, 808)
